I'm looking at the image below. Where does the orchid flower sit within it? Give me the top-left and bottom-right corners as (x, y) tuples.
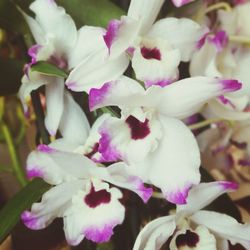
(88, 75), (242, 204)
(19, 0), (106, 135)
(190, 30), (250, 121)
(22, 139), (152, 245)
(133, 181), (250, 250)
(66, 0), (208, 92)
(197, 119), (250, 181)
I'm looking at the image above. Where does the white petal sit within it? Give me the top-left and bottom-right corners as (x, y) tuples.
(19, 72), (48, 112)
(88, 75), (144, 112)
(207, 99), (250, 121)
(66, 50), (129, 93)
(21, 180), (83, 230)
(191, 210), (250, 249)
(171, 0), (194, 7)
(26, 147), (98, 185)
(68, 26), (106, 69)
(97, 115), (162, 164)
(147, 17), (208, 61)
(101, 162), (153, 203)
(128, 0), (164, 34)
(155, 77), (242, 119)
(59, 92), (90, 144)
(190, 38), (222, 77)
(170, 226), (217, 250)
(21, 10), (45, 44)
(130, 116), (201, 204)
(64, 179), (125, 245)
(177, 181), (239, 216)
(30, 0), (77, 54)
(44, 78), (64, 136)
(132, 38), (180, 84)
(133, 215), (176, 250)
(103, 16), (141, 59)
(81, 114), (110, 162)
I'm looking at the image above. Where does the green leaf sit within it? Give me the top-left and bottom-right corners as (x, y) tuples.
(31, 61), (68, 78)
(57, 0), (125, 28)
(0, 178), (50, 243)
(0, 58), (24, 96)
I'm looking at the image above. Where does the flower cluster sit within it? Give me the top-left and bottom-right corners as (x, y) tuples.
(19, 0), (250, 249)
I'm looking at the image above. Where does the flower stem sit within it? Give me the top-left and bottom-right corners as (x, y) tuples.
(188, 118), (225, 130)
(204, 2), (232, 14)
(1, 122), (27, 186)
(229, 35), (250, 45)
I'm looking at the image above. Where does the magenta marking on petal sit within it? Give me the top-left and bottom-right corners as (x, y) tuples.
(26, 167), (44, 180)
(125, 116), (150, 140)
(84, 222), (119, 243)
(98, 127), (121, 162)
(176, 230), (199, 248)
(66, 81), (77, 90)
(220, 79), (242, 92)
(84, 186), (111, 208)
(103, 19), (122, 52)
(28, 44), (42, 65)
(37, 144), (55, 153)
(172, 0), (193, 7)
(233, 0), (248, 4)
(21, 211), (40, 230)
(145, 79), (172, 88)
(230, 139), (247, 149)
(218, 95), (236, 109)
(209, 30), (228, 52)
(89, 82), (112, 111)
(218, 181), (239, 191)
(126, 47), (135, 57)
(196, 33), (209, 49)
(128, 176), (153, 203)
(238, 159), (250, 167)
(164, 185), (192, 204)
(141, 47), (161, 60)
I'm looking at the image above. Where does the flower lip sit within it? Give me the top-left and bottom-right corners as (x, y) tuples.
(220, 79), (242, 92)
(125, 115), (150, 140)
(140, 47), (161, 60)
(176, 230), (199, 248)
(84, 185), (111, 208)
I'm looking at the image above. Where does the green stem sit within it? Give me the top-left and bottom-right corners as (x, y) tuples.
(1, 122), (27, 186)
(15, 106), (26, 145)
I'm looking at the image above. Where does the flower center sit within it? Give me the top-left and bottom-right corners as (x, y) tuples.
(84, 186), (111, 208)
(176, 230), (199, 248)
(140, 47), (161, 60)
(49, 55), (68, 69)
(125, 116), (150, 140)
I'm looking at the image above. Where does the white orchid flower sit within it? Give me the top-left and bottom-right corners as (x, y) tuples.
(19, 0), (106, 135)
(190, 30), (250, 121)
(21, 137), (152, 245)
(66, 0), (208, 92)
(88, 75), (241, 204)
(133, 181), (250, 250)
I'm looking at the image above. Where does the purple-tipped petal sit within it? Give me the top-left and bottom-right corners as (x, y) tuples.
(26, 166), (44, 180)
(103, 19), (122, 52)
(89, 82), (112, 111)
(37, 144), (56, 153)
(21, 211), (41, 230)
(218, 181), (239, 191)
(220, 79), (242, 92)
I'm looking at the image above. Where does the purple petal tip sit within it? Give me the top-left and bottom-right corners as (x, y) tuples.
(37, 144), (55, 153)
(220, 79), (242, 92)
(219, 181), (239, 191)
